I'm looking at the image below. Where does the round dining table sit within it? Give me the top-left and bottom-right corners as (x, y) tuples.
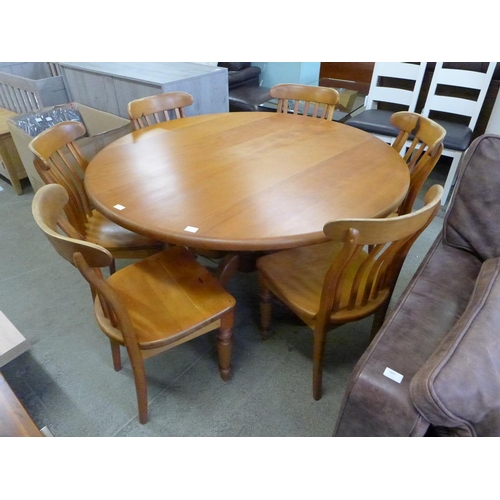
(85, 112), (410, 253)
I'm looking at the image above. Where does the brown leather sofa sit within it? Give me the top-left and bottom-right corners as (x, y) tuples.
(334, 133), (500, 437)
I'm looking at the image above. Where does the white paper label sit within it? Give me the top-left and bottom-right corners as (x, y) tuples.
(184, 226), (199, 233)
(114, 204), (125, 210)
(383, 367), (403, 384)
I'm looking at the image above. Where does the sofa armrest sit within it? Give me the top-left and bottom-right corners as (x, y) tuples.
(333, 235), (482, 436)
(410, 256), (500, 436)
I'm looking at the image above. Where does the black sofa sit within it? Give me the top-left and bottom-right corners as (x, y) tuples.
(217, 62), (272, 112)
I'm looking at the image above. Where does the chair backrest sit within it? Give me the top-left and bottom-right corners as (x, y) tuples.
(269, 84), (340, 120)
(128, 91), (194, 130)
(390, 111), (446, 214)
(29, 121), (91, 238)
(365, 62), (427, 112)
(421, 62), (496, 131)
(318, 185), (443, 323)
(32, 183), (113, 270)
(32, 183), (138, 351)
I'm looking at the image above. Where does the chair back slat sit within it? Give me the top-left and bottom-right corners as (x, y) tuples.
(390, 111), (446, 215)
(30, 121), (92, 236)
(270, 84), (340, 120)
(128, 91), (194, 130)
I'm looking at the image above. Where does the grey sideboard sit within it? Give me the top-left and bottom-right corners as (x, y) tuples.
(58, 62), (229, 118)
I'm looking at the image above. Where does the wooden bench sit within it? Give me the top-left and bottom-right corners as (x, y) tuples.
(0, 372), (42, 436)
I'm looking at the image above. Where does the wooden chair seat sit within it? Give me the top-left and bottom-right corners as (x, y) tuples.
(95, 248), (234, 351)
(84, 209), (164, 258)
(258, 242), (387, 326)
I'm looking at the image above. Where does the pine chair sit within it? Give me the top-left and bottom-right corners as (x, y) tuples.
(269, 84), (340, 120)
(29, 121), (164, 273)
(128, 91), (194, 130)
(257, 184), (443, 401)
(420, 62), (496, 205)
(390, 111), (446, 215)
(345, 62), (427, 144)
(128, 90), (235, 269)
(32, 183), (236, 424)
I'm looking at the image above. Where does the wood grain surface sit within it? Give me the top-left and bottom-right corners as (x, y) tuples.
(85, 112), (409, 252)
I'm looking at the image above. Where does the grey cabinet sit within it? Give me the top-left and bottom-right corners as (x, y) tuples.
(59, 62), (229, 118)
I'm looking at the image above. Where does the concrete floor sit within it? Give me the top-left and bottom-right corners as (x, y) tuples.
(0, 163), (447, 437)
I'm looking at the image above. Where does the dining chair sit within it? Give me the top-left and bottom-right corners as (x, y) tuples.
(390, 111), (446, 215)
(29, 121), (165, 274)
(345, 62), (428, 144)
(256, 184), (443, 401)
(128, 91), (194, 130)
(32, 183), (236, 424)
(420, 62), (496, 205)
(128, 90), (239, 274)
(269, 83), (340, 120)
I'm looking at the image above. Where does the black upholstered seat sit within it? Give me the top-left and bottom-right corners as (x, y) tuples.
(344, 109), (399, 137)
(439, 121), (473, 152)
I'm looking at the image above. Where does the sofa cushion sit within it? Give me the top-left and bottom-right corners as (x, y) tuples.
(444, 134), (500, 260)
(333, 235), (482, 436)
(410, 257), (500, 436)
(344, 109), (400, 137)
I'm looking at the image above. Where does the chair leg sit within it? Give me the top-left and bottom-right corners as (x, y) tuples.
(110, 339), (122, 371)
(259, 274), (273, 339)
(217, 311), (234, 381)
(441, 152), (462, 206)
(214, 253), (240, 287)
(370, 302), (390, 341)
(312, 325), (328, 401)
(126, 348), (149, 424)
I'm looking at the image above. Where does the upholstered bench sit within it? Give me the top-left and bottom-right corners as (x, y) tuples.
(334, 133), (500, 437)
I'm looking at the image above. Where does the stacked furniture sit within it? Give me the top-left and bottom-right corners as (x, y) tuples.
(334, 133), (500, 437)
(0, 62), (68, 114)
